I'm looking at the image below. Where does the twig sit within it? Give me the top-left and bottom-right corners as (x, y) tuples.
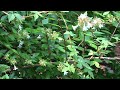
(3, 56), (120, 75)
(78, 40), (84, 47)
(91, 57), (120, 60)
(20, 64), (40, 69)
(60, 13), (68, 30)
(20, 57), (120, 69)
(2, 11), (49, 19)
(58, 18), (68, 61)
(82, 32), (86, 57)
(46, 31), (51, 57)
(2, 11), (9, 15)
(110, 19), (120, 41)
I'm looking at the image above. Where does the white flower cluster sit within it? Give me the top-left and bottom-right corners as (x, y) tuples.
(13, 65), (18, 70)
(23, 31), (30, 39)
(64, 71), (68, 76)
(78, 12), (104, 31)
(19, 25), (22, 31)
(37, 35), (41, 39)
(18, 40), (24, 48)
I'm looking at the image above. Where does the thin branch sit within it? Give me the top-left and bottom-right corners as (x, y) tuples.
(20, 64), (40, 69)
(91, 57), (120, 60)
(2, 11), (49, 19)
(58, 18), (68, 61)
(110, 19), (120, 41)
(46, 31), (51, 57)
(60, 13), (68, 30)
(2, 11), (9, 15)
(20, 57), (120, 69)
(3, 56), (120, 74)
(78, 39), (84, 47)
(82, 32), (86, 57)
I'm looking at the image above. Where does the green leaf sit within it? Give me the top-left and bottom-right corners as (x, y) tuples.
(112, 21), (118, 27)
(82, 62), (93, 70)
(67, 45), (76, 52)
(42, 18), (49, 24)
(0, 31), (9, 36)
(31, 53), (39, 58)
(14, 13), (22, 21)
(77, 63), (83, 69)
(0, 64), (10, 73)
(94, 61), (100, 68)
(101, 29), (111, 35)
(88, 50), (94, 56)
(34, 14), (39, 21)
(89, 43), (97, 50)
(8, 34), (15, 41)
(0, 52), (3, 57)
(64, 31), (75, 37)
(77, 56), (93, 70)
(57, 45), (65, 52)
(69, 64), (75, 73)
(1, 15), (7, 21)
(49, 23), (61, 28)
(88, 71), (94, 79)
(8, 14), (15, 22)
(90, 61), (100, 68)
(64, 34), (69, 40)
(94, 59), (102, 63)
(113, 11), (120, 17)
(94, 31), (104, 36)
(2, 74), (9, 79)
(103, 11), (110, 15)
(62, 67), (68, 72)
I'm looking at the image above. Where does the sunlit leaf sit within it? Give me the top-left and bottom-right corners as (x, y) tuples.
(8, 14), (15, 22)
(34, 14), (39, 21)
(14, 13), (22, 21)
(103, 11), (110, 16)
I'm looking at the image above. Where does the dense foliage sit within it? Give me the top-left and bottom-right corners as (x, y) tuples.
(0, 11), (120, 79)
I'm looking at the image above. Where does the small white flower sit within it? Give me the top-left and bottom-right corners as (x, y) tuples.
(98, 24), (103, 28)
(18, 40), (24, 48)
(37, 35), (41, 39)
(83, 24), (88, 31)
(13, 65), (18, 70)
(23, 31), (28, 36)
(92, 19), (98, 24)
(27, 34), (30, 39)
(92, 27), (96, 30)
(72, 25), (79, 31)
(20, 40), (24, 45)
(79, 13), (88, 20)
(18, 45), (22, 48)
(86, 22), (93, 29)
(64, 71), (68, 76)
(19, 25), (22, 30)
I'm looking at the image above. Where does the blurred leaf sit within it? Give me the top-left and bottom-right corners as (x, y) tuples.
(57, 45), (65, 52)
(0, 64), (10, 73)
(42, 18), (49, 24)
(34, 14), (39, 21)
(90, 61), (100, 68)
(8, 14), (15, 22)
(14, 13), (22, 21)
(112, 21), (118, 27)
(88, 71), (94, 79)
(69, 64), (75, 73)
(103, 11), (110, 16)
(2, 74), (9, 79)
